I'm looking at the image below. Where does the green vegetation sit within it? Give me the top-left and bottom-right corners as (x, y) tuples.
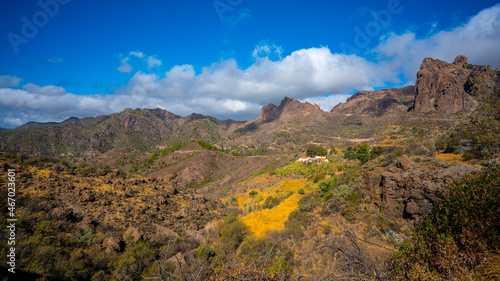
(216, 216), (250, 257)
(262, 196), (281, 209)
(306, 144), (327, 157)
(160, 142), (186, 156)
(387, 165), (500, 280)
(197, 140), (223, 151)
(344, 143), (370, 164)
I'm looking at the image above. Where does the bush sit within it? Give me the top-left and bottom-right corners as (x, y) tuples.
(217, 217), (249, 257)
(248, 190), (258, 197)
(306, 145), (327, 157)
(318, 177), (338, 193)
(195, 244), (216, 261)
(310, 172), (325, 183)
(370, 146), (385, 159)
(262, 196), (281, 209)
(387, 165), (500, 280)
(344, 144), (370, 164)
(297, 188), (305, 195)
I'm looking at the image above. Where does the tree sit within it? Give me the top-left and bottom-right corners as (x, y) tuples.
(344, 147), (356, 160)
(344, 144), (370, 164)
(354, 143), (370, 164)
(306, 145), (327, 157)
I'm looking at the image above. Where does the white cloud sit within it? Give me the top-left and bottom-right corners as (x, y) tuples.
(300, 94), (352, 112)
(0, 75), (21, 88)
(22, 83), (67, 96)
(130, 51), (144, 58)
(252, 41), (283, 61)
(117, 51), (162, 73)
(117, 57), (133, 73)
(2, 4), (500, 128)
(374, 3), (500, 82)
(147, 56), (162, 68)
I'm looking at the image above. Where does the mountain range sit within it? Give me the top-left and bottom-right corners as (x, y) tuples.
(0, 55), (499, 280)
(1, 55), (497, 160)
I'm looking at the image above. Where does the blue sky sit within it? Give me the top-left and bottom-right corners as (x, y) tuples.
(0, 0), (499, 128)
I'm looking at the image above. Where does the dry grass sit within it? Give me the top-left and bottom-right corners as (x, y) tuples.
(239, 179), (308, 237)
(436, 153), (469, 165)
(237, 179), (307, 208)
(241, 193), (303, 237)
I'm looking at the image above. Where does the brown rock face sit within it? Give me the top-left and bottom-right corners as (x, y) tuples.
(260, 97), (321, 123)
(413, 55), (476, 114)
(331, 86), (415, 116)
(362, 156), (479, 225)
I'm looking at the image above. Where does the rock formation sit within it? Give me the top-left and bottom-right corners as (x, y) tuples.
(260, 97), (321, 123)
(413, 55), (476, 114)
(362, 155), (479, 225)
(331, 86), (415, 116)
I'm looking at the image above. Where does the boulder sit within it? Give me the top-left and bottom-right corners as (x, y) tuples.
(154, 224), (179, 239)
(123, 227), (143, 243)
(103, 237), (121, 252)
(51, 207), (73, 220)
(396, 155), (413, 171)
(167, 252), (186, 267)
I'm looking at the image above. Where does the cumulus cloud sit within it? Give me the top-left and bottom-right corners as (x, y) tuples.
(374, 3), (500, 82)
(2, 4), (500, 128)
(0, 75), (21, 88)
(146, 56), (162, 68)
(117, 51), (162, 73)
(115, 47), (387, 107)
(22, 83), (67, 96)
(252, 41), (283, 61)
(300, 94), (352, 112)
(117, 57), (133, 73)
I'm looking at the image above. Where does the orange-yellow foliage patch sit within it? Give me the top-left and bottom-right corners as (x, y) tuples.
(237, 179), (307, 208)
(241, 193), (303, 237)
(436, 153), (468, 165)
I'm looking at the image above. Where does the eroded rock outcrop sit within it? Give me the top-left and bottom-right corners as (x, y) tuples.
(413, 55), (476, 114)
(331, 86), (415, 116)
(260, 97), (321, 123)
(362, 155), (479, 225)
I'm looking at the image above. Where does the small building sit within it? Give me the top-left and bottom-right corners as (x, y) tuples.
(297, 156), (328, 163)
(297, 156), (312, 163)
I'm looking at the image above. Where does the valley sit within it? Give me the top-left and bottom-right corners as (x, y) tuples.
(0, 55), (499, 280)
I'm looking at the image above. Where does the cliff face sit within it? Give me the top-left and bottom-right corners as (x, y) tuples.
(413, 55), (476, 114)
(260, 97), (321, 123)
(331, 86), (415, 116)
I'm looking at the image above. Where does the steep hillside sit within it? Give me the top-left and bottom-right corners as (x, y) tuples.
(0, 54), (499, 281)
(331, 86), (415, 116)
(0, 108), (243, 159)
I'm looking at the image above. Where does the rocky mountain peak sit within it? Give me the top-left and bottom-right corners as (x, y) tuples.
(331, 86), (415, 116)
(260, 97), (321, 122)
(453, 55), (468, 66)
(413, 55), (476, 114)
